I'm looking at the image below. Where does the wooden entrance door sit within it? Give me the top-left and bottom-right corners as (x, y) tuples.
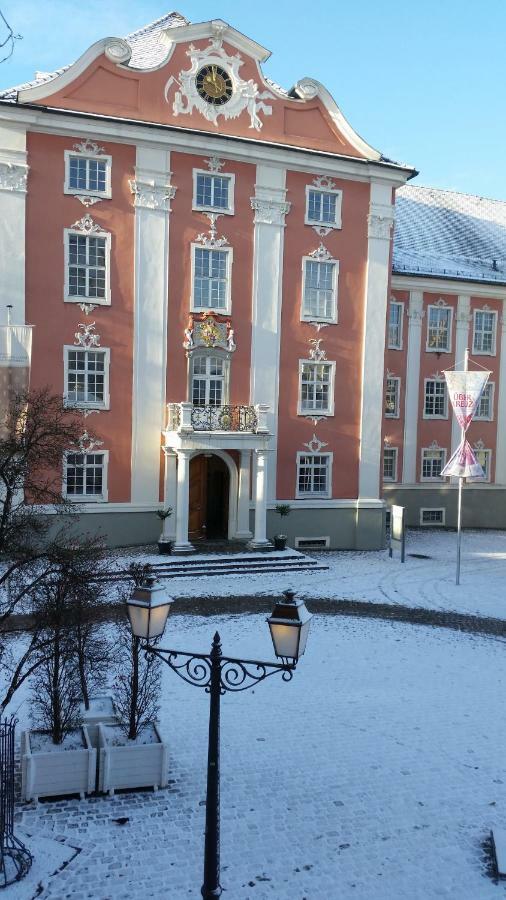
(189, 455), (207, 539)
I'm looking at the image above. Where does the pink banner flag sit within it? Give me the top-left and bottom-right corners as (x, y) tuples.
(444, 370), (490, 431)
(441, 439), (485, 479)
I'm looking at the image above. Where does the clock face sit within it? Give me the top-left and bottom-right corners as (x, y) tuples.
(195, 65), (233, 105)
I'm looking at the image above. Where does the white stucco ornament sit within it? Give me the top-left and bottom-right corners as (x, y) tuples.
(164, 38), (275, 131)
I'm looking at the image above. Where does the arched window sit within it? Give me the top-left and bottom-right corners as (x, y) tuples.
(190, 353), (229, 407)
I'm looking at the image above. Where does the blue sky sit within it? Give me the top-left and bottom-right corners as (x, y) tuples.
(1, 0), (505, 200)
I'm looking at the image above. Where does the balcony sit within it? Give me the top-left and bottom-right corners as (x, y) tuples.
(164, 402), (270, 452)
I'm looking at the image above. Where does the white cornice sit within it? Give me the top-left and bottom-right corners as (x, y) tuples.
(162, 19), (271, 63)
(292, 78), (381, 161)
(0, 104), (413, 187)
(392, 274), (506, 300)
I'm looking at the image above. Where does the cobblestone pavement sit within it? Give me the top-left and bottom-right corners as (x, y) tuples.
(14, 612), (506, 900)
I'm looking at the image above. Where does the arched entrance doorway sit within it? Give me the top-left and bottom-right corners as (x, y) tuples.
(188, 453), (230, 541)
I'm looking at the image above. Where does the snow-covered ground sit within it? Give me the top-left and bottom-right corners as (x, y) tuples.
(14, 611), (506, 899)
(115, 529), (506, 620)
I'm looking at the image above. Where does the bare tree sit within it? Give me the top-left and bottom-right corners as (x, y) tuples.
(113, 563), (161, 741)
(0, 7), (21, 64)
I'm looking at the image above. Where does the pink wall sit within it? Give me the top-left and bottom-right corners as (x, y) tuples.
(276, 171), (370, 499)
(25, 132), (136, 502)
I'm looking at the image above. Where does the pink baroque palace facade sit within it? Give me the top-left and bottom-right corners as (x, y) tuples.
(0, 12), (504, 550)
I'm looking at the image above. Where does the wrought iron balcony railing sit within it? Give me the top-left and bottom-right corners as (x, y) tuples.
(166, 403), (269, 434)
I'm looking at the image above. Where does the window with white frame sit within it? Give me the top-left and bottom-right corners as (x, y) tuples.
(421, 447), (446, 480)
(424, 379), (447, 418)
(296, 452), (332, 498)
(427, 305), (452, 352)
(191, 355), (227, 406)
(298, 361), (335, 415)
(301, 258), (339, 322)
(384, 377), (400, 417)
(193, 171), (234, 214)
(475, 447), (491, 481)
(475, 382), (494, 420)
(473, 309), (497, 354)
(64, 347), (110, 408)
(64, 451), (108, 501)
(383, 447), (398, 482)
(64, 151), (111, 199)
(420, 508), (445, 525)
(305, 187), (342, 229)
(388, 300), (404, 349)
(191, 246), (231, 312)
(65, 228), (110, 304)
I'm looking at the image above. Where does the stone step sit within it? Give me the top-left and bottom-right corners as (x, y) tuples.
(107, 550), (327, 582)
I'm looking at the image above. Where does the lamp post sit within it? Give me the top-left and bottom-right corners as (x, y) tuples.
(126, 580), (312, 900)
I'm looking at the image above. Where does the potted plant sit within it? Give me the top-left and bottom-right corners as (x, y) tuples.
(156, 507), (173, 554)
(273, 504), (291, 551)
(21, 568), (96, 802)
(98, 601), (168, 795)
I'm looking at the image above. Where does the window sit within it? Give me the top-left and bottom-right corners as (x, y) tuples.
(388, 300), (404, 349)
(473, 310), (497, 354)
(296, 453), (332, 498)
(64, 347), (109, 409)
(427, 305), (452, 352)
(64, 451), (108, 501)
(193, 171), (234, 214)
(64, 151), (111, 199)
(420, 508), (445, 525)
(475, 382), (494, 420)
(424, 380), (447, 418)
(191, 355), (227, 406)
(383, 447), (398, 482)
(64, 229), (111, 304)
(298, 361), (335, 415)
(421, 447), (446, 480)
(301, 258), (339, 322)
(305, 187), (342, 229)
(191, 246), (231, 312)
(474, 447), (491, 481)
(385, 377), (400, 418)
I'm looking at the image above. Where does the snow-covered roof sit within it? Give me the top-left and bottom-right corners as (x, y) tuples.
(0, 11), (189, 100)
(393, 184), (506, 285)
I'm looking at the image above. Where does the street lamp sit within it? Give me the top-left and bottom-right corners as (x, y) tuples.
(126, 579), (312, 900)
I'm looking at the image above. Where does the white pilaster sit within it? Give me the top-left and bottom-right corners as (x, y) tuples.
(173, 449), (194, 553)
(0, 125), (28, 325)
(451, 295), (471, 458)
(495, 311), (506, 484)
(358, 183), (395, 497)
(236, 449), (252, 539)
(248, 449), (272, 549)
(250, 166), (290, 500)
(130, 148), (175, 503)
(402, 291), (424, 483)
(160, 449), (177, 542)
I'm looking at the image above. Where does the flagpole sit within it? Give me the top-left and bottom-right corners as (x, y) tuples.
(456, 347), (469, 586)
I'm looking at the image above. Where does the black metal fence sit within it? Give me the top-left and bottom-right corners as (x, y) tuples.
(0, 719), (31, 887)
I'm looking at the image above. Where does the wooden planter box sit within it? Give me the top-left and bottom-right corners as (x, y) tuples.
(21, 727), (96, 803)
(79, 695), (119, 749)
(97, 723), (169, 796)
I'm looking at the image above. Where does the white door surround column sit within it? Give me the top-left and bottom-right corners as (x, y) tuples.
(402, 290), (424, 483)
(236, 449), (252, 539)
(495, 310), (506, 483)
(130, 148), (176, 504)
(0, 125), (28, 326)
(247, 449), (272, 550)
(250, 166), (290, 500)
(160, 449), (177, 543)
(358, 183), (395, 498)
(173, 449), (195, 554)
(451, 295), (471, 461)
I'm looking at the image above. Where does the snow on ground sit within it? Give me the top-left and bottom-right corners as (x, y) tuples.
(114, 529), (506, 620)
(15, 611), (506, 899)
